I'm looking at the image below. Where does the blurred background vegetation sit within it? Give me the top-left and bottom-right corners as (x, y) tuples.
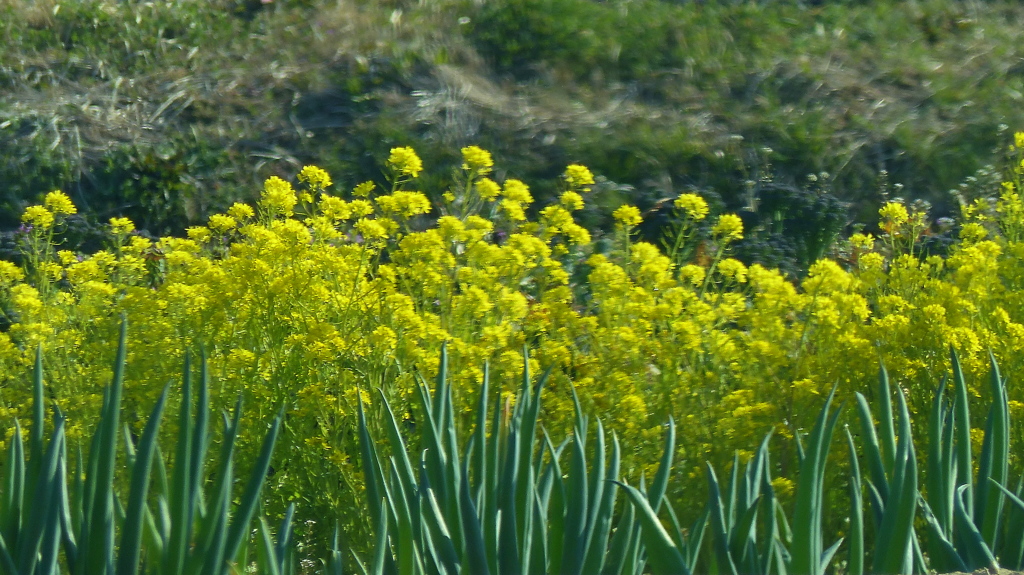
(1, 0), (1022, 275)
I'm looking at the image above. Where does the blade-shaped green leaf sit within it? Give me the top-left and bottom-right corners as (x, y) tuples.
(459, 458), (491, 575)
(790, 385), (840, 575)
(953, 484), (997, 571)
(615, 482), (689, 575)
(706, 464), (738, 575)
(600, 501), (634, 575)
(224, 408), (283, 564)
(976, 353), (1007, 549)
(3, 420), (24, 550)
(167, 350), (194, 575)
(844, 427), (864, 575)
(871, 388), (917, 575)
(581, 434), (620, 575)
(117, 384), (169, 575)
(29, 344), (44, 470)
(649, 418), (675, 513)
(951, 348), (973, 519)
(918, 496), (967, 573)
(876, 365), (897, 482)
(357, 396), (386, 539)
(854, 392), (889, 503)
(82, 317), (127, 575)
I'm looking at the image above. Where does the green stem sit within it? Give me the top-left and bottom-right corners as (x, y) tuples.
(699, 240), (729, 300)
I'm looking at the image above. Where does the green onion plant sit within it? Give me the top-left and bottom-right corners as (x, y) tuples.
(353, 346), (696, 575)
(0, 318), (285, 575)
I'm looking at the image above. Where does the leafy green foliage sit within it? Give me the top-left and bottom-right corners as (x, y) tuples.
(353, 346), (694, 575)
(6, 0), (1024, 261)
(0, 319), (286, 575)
(842, 350), (1024, 574)
(699, 387), (843, 575)
(732, 181), (849, 276)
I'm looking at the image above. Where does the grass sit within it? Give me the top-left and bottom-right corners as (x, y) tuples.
(0, 0), (1023, 241)
(2, 0), (1024, 271)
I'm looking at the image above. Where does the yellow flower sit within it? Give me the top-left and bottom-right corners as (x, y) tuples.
(502, 179), (533, 204)
(1016, 131), (1024, 149)
(476, 178), (501, 200)
(297, 165), (333, 190)
(461, 146), (494, 173)
(377, 191), (432, 218)
(44, 190), (77, 216)
(678, 264), (706, 287)
(186, 226), (211, 243)
(465, 215), (493, 233)
(564, 164), (595, 192)
(850, 233), (875, 250)
(771, 477), (795, 499)
(354, 218), (389, 240)
(57, 251), (77, 266)
(10, 284), (43, 314)
(674, 193), (708, 221)
(879, 202), (909, 227)
(40, 262), (62, 281)
(717, 258), (748, 283)
(712, 214), (744, 242)
(319, 195), (352, 221)
(10, 151), (1010, 554)
(437, 216), (465, 241)
(260, 176), (298, 216)
(560, 191), (584, 211)
(860, 251), (885, 270)
(350, 199), (375, 217)
(500, 200), (526, 221)
(387, 147), (423, 178)
(562, 223), (591, 245)
(613, 205), (643, 227)
(804, 259), (853, 293)
(227, 202), (255, 220)
(354, 181), (377, 198)
(22, 206), (54, 229)
(959, 222), (988, 243)
(0, 261), (25, 284)
(208, 214), (238, 234)
(271, 218), (312, 245)
(540, 206), (574, 231)
(109, 217), (135, 235)
(368, 325), (398, 352)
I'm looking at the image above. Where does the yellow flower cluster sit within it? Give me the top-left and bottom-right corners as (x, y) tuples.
(387, 146), (423, 178)
(110, 217), (135, 235)
(260, 176), (298, 216)
(879, 201), (909, 226)
(376, 191), (432, 219)
(44, 191), (76, 216)
(500, 179), (533, 221)
(461, 146), (494, 173)
(613, 205), (643, 227)
(298, 165), (333, 190)
(22, 206), (54, 229)
(563, 164), (595, 192)
(675, 193), (709, 221)
(3, 142), (1024, 546)
(712, 213), (744, 242)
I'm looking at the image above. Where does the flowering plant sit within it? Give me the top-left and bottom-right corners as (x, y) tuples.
(2, 139), (1024, 547)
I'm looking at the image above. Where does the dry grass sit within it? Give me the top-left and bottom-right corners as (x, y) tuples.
(2, 0), (1024, 234)
(1, 0), (59, 29)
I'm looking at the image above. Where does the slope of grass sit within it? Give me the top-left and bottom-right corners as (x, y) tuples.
(2, 0), (1024, 273)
